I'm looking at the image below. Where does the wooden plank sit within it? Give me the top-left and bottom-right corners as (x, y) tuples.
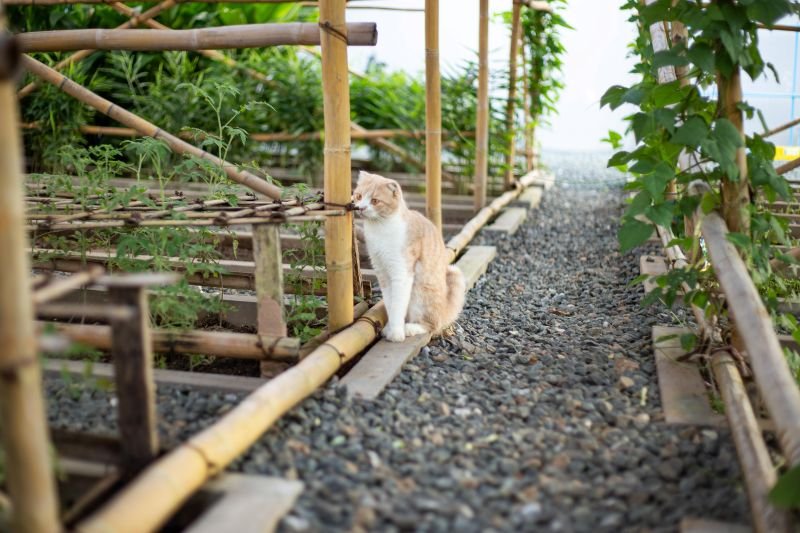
(107, 285), (158, 475)
(512, 186), (543, 210)
(187, 474), (303, 533)
(640, 255), (668, 294)
(43, 359), (264, 393)
(680, 518), (751, 533)
(652, 326), (724, 425)
(340, 333), (432, 400)
(456, 245), (497, 291)
(528, 171), (555, 189)
(484, 207), (527, 236)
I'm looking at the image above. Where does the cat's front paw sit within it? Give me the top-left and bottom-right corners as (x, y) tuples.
(405, 323), (428, 337)
(382, 324), (405, 343)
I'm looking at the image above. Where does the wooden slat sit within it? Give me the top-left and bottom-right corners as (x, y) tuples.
(652, 326), (723, 425)
(640, 255), (668, 295)
(456, 245), (497, 291)
(484, 207), (527, 235)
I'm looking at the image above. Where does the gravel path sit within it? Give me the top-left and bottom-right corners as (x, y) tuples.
(45, 151), (749, 532)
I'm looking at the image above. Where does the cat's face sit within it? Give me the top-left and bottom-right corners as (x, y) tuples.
(352, 171), (403, 220)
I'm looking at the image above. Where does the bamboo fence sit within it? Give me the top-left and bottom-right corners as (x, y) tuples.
(0, 28), (61, 531)
(474, 0), (489, 211)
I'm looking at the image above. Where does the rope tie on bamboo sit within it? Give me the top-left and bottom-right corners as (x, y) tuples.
(255, 335), (282, 359)
(323, 147), (351, 155)
(356, 315), (382, 335)
(0, 356), (38, 381)
(321, 341), (347, 363)
(319, 21), (349, 45)
(184, 441), (221, 475)
(323, 200), (358, 211)
(0, 32), (20, 81)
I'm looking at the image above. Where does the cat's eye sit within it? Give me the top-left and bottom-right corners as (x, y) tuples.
(354, 193), (362, 200)
(371, 198), (379, 205)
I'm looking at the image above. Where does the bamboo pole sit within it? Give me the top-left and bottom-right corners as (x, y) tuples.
(474, 0), (489, 211)
(711, 352), (793, 533)
(21, 55), (283, 200)
(520, 34), (534, 172)
(32, 265), (104, 305)
(504, 2), (522, 189)
(76, 302), (388, 533)
(16, 22), (378, 52)
(690, 182), (800, 467)
(4, 0), (306, 3)
(776, 156), (800, 176)
(716, 65), (750, 235)
(763, 115), (800, 138)
(76, 167), (547, 533)
(425, 0), (443, 232)
(320, 0), (355, 333)
(0, 29), (61, 531)
(17, 0), (179, 100)
(39, 322), (300, 360)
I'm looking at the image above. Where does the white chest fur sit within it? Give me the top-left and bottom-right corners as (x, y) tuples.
(363, 214), (408, 276)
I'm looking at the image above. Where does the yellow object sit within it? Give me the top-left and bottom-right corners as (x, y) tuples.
(775, 145), (800, 161)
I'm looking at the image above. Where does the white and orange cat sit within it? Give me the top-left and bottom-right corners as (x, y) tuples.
(353, 171), (466, 343)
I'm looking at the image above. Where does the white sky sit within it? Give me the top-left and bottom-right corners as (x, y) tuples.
(346, 0), (638, 152)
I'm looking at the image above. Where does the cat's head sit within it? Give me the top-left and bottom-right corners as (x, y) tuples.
(352, 171), (404, 220)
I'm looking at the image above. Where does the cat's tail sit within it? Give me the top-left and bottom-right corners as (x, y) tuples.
(442, 265), (466, 330)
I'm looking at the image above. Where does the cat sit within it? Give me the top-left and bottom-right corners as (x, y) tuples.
(353, 171), (466, 342)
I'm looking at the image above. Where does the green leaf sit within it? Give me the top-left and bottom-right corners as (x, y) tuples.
(747, 0), (792, 26)
(651, 83), (686, 108)
(680, 333), (697, 352)
(632, 112), (657, 143)
(601, 85), (628, 110)
(700, 191), (719, 214)
(653, 49), (689, 69)
(619, 219), (654, 253)
(608, 151), (631, 167)
(671, 116), (709, 146)
(726, 232), (750, 251)
(626, 190), (652, 217)
(769, 465), (800, 509)
(645, 202), (674, 227)
(687, 42), (715, 74)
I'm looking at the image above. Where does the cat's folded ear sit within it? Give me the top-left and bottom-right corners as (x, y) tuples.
(357, 170), (372, 186)
(386, 181), (400, 197)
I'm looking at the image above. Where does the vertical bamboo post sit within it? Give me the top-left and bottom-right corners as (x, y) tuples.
(252, 224), (287, 377)
(716, 65), (750, 235)
(0, 27), (61, 532)
(320, 0), (354, 332)
(474, 0), (490, 210)
(521, 34), (534, 172)
(425, 0), (443, 232)
(107, 281), (159, 476)
(504, 2), (522, 188)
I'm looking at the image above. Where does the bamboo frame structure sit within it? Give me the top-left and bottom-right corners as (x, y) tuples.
(41, 322), (301, 361)
(690, 182), (800, 467)
(503, 2), (522, 189)
(16, 22), (378, 52)
(320, 0), (354, 333)
(425, 0), (443, 232)
(474, 0), (489, 211)
(0, 32), (61, 531)
(21, 56), (283, 199)
(763, 115), (800, 138)
(711, 352), (792, 533)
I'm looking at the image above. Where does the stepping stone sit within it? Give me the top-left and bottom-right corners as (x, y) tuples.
(187, 473), (303, 533)
(640, 255), (668, 294)
(485, 207), (527, 236)
(652, 326), (724, 426)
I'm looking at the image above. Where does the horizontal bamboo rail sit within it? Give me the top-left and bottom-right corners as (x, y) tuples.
(77, 167), (546, 532)
(19, 123), (474, 142)
(711, 352), (793, 533)
(32, 266), (105, 305)
(690, 181), (800, 467)
(21, 55), (283, 200)
(776, 156), (800, 176)
(40, 322), (300, 361)
(763, 116), (800, 138)
(4, 0), (304, 3)
(16, 23), (378, 52)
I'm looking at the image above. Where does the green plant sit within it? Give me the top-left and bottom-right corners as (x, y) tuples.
(285, 221), (326, 343)
(602, 0), (800, 384)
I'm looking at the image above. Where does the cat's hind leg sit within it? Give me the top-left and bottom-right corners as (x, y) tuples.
(404, 323), (429, 337)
